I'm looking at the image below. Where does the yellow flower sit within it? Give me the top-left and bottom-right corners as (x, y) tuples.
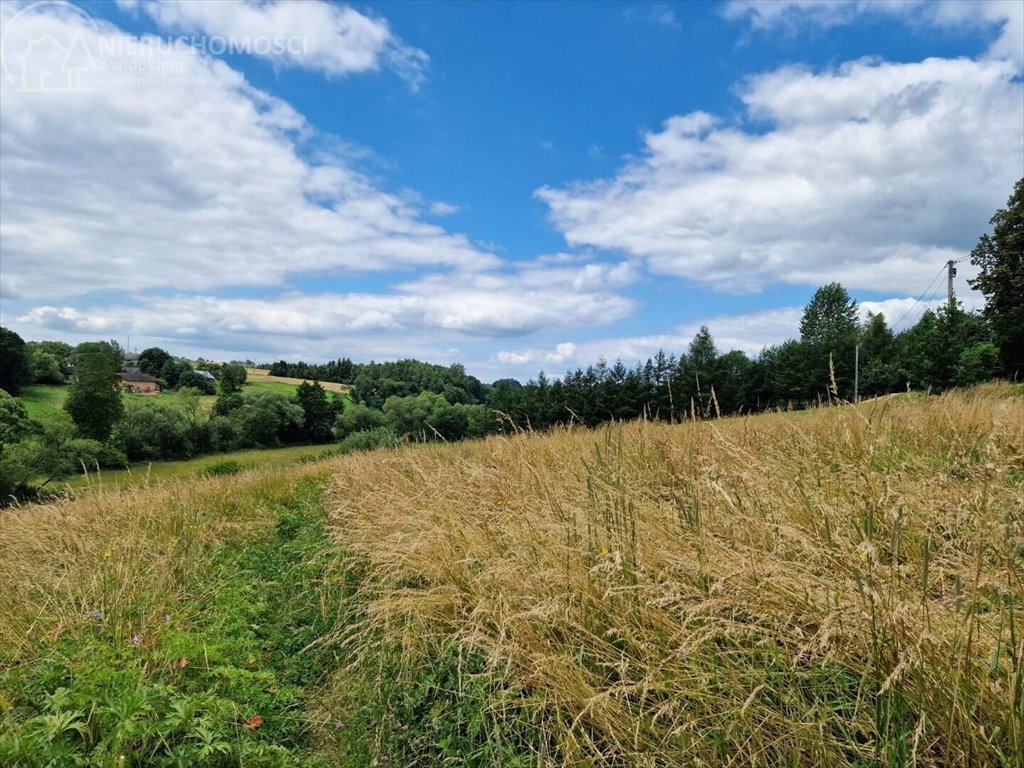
(103, 550), (112, 559)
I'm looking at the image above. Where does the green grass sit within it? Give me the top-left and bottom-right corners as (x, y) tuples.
(0, 482), (342, 767)
(244, 380), (300, 396)
(63, 445), (339, 491)
(17, 384), (218, 418)
(18, 385), (68, 422)
(150, 389), (217, 411)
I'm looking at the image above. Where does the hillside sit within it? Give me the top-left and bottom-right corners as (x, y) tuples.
(246, 368), (351, 395)
(1, 385), (1021, 766)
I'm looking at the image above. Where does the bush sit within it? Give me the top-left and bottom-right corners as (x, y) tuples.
(334, 402), (387, 439)
(113, 402), (193, 462)
(200, 459), (244, 477)
(338, 427), (398, 454)
(229, 391), (304, 448)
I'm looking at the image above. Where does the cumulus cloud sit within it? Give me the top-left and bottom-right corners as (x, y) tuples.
(537, 56), (1022, 294)
(118, 0), (429, 88)
(493, 289), (986, 376)
(723, 0), (1023, 66)
(0, 1), (490, 301)
(12, 257), (638, 356)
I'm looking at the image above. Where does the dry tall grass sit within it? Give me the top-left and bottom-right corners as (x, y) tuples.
(0, 467), (327, 658)
(329, 386), (1024, 766)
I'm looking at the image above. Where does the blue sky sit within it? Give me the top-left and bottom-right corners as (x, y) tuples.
(1, 0), (1021, 380)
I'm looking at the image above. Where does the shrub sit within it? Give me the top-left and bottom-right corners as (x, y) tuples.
(334, 402), (386, 439)
(200, 459), (244, 477)
(337, 427), (398, 454)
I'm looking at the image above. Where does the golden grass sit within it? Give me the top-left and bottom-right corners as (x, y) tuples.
(0, 464), (331, 659)
(245, 368), (351, 394)
(2, 385), (1020, 766)
(327, 385), (1024, 766)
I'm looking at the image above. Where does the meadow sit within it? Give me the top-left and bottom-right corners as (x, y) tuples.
(1, 385), (1020, 766)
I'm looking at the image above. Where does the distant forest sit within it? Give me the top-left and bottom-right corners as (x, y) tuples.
(266, 177), (1022, 429)
(266, 284), (1005, 431)
(0, 181), (1019, 503)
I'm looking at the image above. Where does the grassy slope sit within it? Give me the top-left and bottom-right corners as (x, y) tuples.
(1, 385), (1021, 767)
(63, 444), (338, 490)
(246, 369), (351, 396)
(325, 384), (1023, 767)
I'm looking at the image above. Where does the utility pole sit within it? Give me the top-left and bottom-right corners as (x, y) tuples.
(947, 260), (957, 308)
(854, 343), (859, 403)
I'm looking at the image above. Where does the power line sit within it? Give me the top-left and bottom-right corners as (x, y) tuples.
(890, 262), (948, 331)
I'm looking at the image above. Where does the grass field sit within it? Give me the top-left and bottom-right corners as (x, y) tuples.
(246, 368), (351, 395)
(1, 384), (1021, 766)
(16, 372), (346, 420)
(61, 444), (338, 491)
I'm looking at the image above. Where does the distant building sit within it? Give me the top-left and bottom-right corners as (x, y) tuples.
(118, 370), (161, 394)
(193, 370), (216, 381)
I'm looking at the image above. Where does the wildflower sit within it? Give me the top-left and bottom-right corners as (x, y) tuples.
(856, 541), (877, 564)
(334, 721), (345, 729)
(131, 635), (141, 646)
(103, 550), (112, 559)
(164, 614), (172, 622)
(89, 610), (103, 619)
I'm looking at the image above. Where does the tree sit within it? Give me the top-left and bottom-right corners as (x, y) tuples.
(229, 391), (304, 448)
(28, 341), (72, 384)
(138, 347), (172, 377)
(384, 392), (467, 441)
(969, 177), (1024, 378)
(160, 359), (193, 389)
(295, 381), (334, 443)
(858, 313), (900, 397)
(177, 370), (216, 395)
(799, 283), (860, 399)
(64, 342), (124, 441)
(0, 328), (33, 395)
(113, 401), (194, 461)
(30, 349), (64, 384)
(956, 342), (1000, 386)
(335, 402), (387, 438)
(218, 363), (247, 394)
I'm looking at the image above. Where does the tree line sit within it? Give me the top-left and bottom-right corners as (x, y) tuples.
(1, 178), (1019, 502)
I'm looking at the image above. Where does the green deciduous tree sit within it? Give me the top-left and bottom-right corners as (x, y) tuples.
(384, 392), (467, 442)
(138, 347), (172, 377)
(64, 342), (124, 441)
(0, 328), (33, 395)
(176, 370), (216, 395)
(335, 402), (387, 439)
(113, 402), (194, 461)
(218, 363), (248, 394)
(229, 391), (304, 448)
(159, 359), (193, 389)
(0, 391), (34, 501)
(969, 177), (1024, 377)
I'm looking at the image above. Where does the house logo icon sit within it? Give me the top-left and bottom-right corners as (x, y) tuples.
(1, 1), (100, 93)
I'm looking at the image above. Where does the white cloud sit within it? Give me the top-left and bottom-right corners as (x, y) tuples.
(624, 4), (682, 29)
(119, 0), (429, 88)
(537, 56), (1022, 294)
(428, 201), (460, 216)
(11, 257), (639, 359)
(493, 288), (987, 376)
(0, 2), (490, 301)
(723, 0), (1023, 66)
